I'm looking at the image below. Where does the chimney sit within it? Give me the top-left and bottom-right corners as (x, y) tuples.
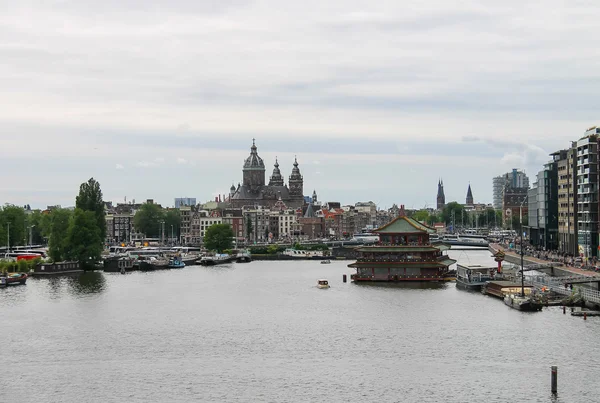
(399, 204), (406, 217)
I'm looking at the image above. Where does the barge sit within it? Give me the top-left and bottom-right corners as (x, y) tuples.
(348, 207), (456, 282)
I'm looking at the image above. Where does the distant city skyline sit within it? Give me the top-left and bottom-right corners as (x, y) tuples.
(1, 2), (598, 209)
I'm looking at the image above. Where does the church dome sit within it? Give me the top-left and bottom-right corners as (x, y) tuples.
(243, 139), (265, 170)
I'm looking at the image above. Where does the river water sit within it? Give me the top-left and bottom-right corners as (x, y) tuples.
(2, 249), (600, 403)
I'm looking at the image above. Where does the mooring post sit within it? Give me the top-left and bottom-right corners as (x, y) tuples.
(551, 366), (557, 395)
(343, 274), (347, 283)
(563, 306), (566, 314)
(584, 312), (587, 320)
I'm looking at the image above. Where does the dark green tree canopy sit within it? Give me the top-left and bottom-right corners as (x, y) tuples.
(134, 203), (165, 238)
(66, 208), (103, 268)
(204, 224), (234, 253)
(48, 208), (73, 262)
(164, 209), (181, 240)
(0, 204), (27, 247)
(76, 178), (106, 240)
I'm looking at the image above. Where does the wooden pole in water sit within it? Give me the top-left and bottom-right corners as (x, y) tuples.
(551, 366), (558, 395)
(343, 274), (347, 283)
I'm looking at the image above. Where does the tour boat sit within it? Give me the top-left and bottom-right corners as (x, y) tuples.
(0, 272), (28, 287)
(317, 279), (330, 289)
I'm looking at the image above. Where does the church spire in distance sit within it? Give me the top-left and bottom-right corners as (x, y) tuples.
(436, 178), (445, 210)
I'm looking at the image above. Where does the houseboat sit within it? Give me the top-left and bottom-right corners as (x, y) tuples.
(349, 208), (456, 282)
(456, 264), (495, 291)
(198, 254), (235, 266)
(481, 281), (534, 298)
(504, 293), (543, 311)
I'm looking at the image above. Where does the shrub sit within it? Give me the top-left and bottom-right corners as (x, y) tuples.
(17, 259), (29, 273)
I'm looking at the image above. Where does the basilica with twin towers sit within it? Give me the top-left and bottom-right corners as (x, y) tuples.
(228, 140), (306, 209)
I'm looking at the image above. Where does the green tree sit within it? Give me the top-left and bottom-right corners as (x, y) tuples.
(39, 211), (53, 241)
(134, 203), (165, 237)
(66, 209), (103, 269)
(0, 204), (27, 248)
(441, 202), (467, 229)
(204, 224), (234, 252)
(164, 209), (181, 242)
(75, 178), (106, 241)
(411, 209), (430, 223)
(24, 210), (44, 245)
(48, 208), (73, 262)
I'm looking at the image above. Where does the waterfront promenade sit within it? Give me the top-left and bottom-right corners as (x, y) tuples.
(490, 243), (600, 278)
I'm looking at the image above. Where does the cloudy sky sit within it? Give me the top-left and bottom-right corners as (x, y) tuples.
(1, 1), (599, 210)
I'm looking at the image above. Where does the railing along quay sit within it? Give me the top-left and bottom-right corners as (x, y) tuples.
(524, 275), (600, 305)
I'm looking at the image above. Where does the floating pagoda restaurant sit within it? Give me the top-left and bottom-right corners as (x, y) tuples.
(349, 209), (456, 282)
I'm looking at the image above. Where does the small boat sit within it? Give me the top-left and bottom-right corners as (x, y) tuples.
(320, 260), (331, 264)
(317, 279), (330, 289)
(456, 264), (495, 291)
(0, 272), (28, 287)
(504, 293), (543, 312)
(167, 257), (185, 269)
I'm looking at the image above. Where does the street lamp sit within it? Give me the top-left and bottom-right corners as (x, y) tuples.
(171, 225), (174, 245)
(6, 222), (10, 251)
(519, 197), (527, 297)
(29, 225), (35, 246)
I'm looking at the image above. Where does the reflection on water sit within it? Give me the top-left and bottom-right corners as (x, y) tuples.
(68, 271), (106, 295)
(353, 281), (449, 290)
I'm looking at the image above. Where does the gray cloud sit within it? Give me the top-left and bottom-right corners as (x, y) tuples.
(0, 0), (598, 207)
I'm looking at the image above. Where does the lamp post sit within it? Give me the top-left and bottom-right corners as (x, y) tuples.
(519, 197), (527, 297)
(29, 225), (35, 246)
(159, 220), (165, 246)
(171, 225), (174, 245)
(7, 222), (10, 252)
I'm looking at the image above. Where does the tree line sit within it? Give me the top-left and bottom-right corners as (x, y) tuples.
(0, 178), (106, 269)
(409, 202), (525, 229)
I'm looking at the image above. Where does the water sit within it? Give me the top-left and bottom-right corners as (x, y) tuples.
(2, 249), (600, 403)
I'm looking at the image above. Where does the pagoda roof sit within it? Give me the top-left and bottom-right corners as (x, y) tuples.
(356, 246), (440, 253)
(374, 215), (435, 234)
(348, 259), (456, 269)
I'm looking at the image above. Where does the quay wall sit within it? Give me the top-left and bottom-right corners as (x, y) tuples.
(488, 245), (600, 291)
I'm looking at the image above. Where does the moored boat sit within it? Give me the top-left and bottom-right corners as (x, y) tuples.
(0, 272), (28, 287)
(317, 279), (330, 289)
(167, 257), (185, 269)
(103, 257), (136, 272)
(504, 294), (543, 311)
(481, 280), (534, 299)
(320, 260), (331, 264)
(234, 249), (252, 263)
(198, 254), (235, 266)
(456, 264), (495, 291)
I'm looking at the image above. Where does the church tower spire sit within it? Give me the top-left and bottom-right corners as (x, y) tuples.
(436, 178), (445, 210)
(289, 156), (304, 200)
(466, 183), (474, 206)
(268, 157), (284, 186)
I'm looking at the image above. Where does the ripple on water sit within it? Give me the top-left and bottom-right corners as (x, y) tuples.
(1, 251), (599, 402)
